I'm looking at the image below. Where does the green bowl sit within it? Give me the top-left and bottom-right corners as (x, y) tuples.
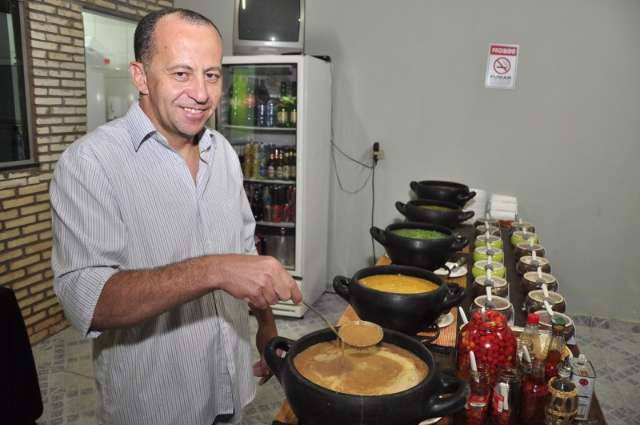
(472, 260), (506, 279)
(510, 231), (539, 247)
(475, 234), (503, 249)
(473, 246), (504, 263)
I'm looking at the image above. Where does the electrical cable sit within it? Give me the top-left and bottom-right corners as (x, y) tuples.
(370, 163), (376, 264)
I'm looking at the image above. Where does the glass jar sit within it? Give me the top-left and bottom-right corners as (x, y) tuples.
(516, 255), (551, 276)
(514, 242), (546, 261)
(457, 310), (517, 387)
(491, 367), (521, 425)
(521, 271), (559, 294)
(463, 367), (490, 425)
(472, 275), (508, 298)
(525, 290), (566, 314)
(471, 295), (515, 325)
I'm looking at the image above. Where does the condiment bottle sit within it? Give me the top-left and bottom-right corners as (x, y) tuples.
(491, 367), (521, 425)
(521, 359), (549, 425)
(464, 366), (490, 425)
(544, 318), (567, 381)
(545, 361), (578, 424)
(518, 313), (541, 362)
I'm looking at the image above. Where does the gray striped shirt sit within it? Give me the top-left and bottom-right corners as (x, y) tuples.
(50, 102), (256, 425)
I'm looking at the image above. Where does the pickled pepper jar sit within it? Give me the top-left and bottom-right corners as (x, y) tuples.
(457, 309), (517, 386)
(463, 366), (490, 425)
(521, 359), (549, 425)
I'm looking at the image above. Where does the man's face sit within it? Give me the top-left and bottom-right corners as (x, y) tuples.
(131, 15), (223, 143)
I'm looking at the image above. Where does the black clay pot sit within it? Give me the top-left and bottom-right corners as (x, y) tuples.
(370, 222), (468, 270)
(395, 199), (474, 229)
(333, 265), (466, 334)
(264, 328), (469, 425)
(410, 180), (476, 207)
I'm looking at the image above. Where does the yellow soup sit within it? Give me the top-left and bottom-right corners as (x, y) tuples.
(359, 274), (439, 294)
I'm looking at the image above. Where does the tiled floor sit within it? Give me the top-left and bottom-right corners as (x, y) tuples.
(33, 292), (640, 425)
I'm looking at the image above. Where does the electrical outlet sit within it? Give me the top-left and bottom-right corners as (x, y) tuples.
(372, 142), (384, 162)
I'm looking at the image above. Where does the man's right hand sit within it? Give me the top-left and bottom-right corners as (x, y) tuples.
(214, 254), (302, 309)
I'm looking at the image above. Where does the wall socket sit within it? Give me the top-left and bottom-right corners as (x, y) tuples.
(372, 142), (384, 162)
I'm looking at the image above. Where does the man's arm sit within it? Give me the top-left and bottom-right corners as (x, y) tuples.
(91, 254), (301, 331)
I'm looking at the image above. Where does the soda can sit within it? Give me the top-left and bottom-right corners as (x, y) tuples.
(569, 354), (596, 421)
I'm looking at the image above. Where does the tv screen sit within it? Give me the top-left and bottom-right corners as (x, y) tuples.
(238, 0), (300, 42)
(233, 0), (304, 55)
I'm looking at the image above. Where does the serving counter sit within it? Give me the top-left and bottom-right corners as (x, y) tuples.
(272, 225), (607, 425)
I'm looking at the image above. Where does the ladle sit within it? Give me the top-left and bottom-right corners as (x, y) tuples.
(303, 301), (383, 348)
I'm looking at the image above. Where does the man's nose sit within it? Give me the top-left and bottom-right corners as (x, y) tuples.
(189, 75), (209, 104)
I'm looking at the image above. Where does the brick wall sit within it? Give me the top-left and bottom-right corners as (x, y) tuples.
(0, 0), (173, 345)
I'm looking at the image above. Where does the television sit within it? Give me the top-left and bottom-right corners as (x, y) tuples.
(233, 0), (305, 55)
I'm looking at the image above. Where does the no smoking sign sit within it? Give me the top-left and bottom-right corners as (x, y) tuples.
(485, 43), (519, 89)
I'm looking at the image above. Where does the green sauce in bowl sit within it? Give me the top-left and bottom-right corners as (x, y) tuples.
(391, 228), (448, 240)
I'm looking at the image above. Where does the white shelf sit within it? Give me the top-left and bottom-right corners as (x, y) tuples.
(256, 221), (295, 228)
(244, 178), (295, 185)
(223, 124), (296, 132)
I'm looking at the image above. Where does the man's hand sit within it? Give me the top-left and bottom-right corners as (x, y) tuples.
(251, 305), (278, 380)
(215, 255), (302, 309)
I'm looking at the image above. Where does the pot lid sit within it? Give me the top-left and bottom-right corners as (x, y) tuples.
(512, 230), (538, 240)
(474, 260), (505, 272)
(475, 246), (504, 257)
(519, 255), (550, 266)
(516, 242), (544, 251)
(528, 289), (564, 304)
(523, 271), (556, 284)
(533, 310), (573, 328)
(476, 224), (500, 234)
(474, 275), (507, 288)
(474, 295), (511, 310)
(477, 234), (500, 243)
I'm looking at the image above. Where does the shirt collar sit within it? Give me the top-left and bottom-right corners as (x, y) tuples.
(124, 101), (215, 155)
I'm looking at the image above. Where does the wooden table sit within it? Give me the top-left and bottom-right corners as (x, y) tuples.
(272, 225), (607, 425)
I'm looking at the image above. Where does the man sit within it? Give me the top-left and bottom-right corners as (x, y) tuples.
(50, 8), (302, 425)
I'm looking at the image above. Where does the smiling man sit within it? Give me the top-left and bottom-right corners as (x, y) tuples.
(50, 8), (301, 425)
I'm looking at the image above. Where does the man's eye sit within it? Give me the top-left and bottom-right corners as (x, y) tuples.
(206, 73), (220, 82)
(174, 72), (188, 81)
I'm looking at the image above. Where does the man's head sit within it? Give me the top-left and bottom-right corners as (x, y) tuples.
(130, 9), (223, 146)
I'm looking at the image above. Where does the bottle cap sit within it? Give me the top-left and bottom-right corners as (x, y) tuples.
(527, 313), (540, 324)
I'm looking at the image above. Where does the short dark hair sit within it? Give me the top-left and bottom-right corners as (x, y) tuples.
(134, 8), (222, 65)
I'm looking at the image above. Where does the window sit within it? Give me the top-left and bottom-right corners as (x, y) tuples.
(1, 0), (32, 166)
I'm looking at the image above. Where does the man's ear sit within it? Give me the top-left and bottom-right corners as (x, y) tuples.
(129, 61), (149, 95)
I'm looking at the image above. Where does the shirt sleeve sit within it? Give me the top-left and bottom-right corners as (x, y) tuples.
(50, 150), (128, 338)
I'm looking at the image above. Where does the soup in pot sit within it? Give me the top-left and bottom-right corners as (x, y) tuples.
(294, 341), (428, 395)
(391, 228), (448, 240)
(359, 274), (439, 294)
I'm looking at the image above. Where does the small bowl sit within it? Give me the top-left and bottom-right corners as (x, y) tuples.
(526, 290), (566, 314)
(510, 221), (536, 233)
(533, 310), (575, 341)
(472, 295), (514, 324)
(514, 242), (545, 261)
(516, 255), (551, 276)
(472, 260), (506, 279)
(475, 234), (503, 249)
(474, 218), (500, 228)
(472, 275), (508, 298)
(475, 224), (500, 236)
(521, 271), (558, 293)
(473, 246), (504, 263)
(510, 230), (539, 247)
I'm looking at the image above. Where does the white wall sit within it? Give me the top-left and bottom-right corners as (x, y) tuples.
(177, 0), (640, 322)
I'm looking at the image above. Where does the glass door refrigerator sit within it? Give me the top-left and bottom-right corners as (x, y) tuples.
(215, 55), (331, 317)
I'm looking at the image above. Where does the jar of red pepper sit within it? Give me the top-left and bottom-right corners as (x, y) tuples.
(463, 367), (490, 425)
(457, 309), (517, 387)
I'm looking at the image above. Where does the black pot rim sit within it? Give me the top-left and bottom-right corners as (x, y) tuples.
(285, 327), (438, 400)
(351, 265), (447, 299)
(414, 180), (470, 192)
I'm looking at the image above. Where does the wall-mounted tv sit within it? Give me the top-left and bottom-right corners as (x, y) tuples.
(233, 0), (305, 55)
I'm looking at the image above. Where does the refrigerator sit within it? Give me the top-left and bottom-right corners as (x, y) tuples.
(214, 55), (331, 317)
